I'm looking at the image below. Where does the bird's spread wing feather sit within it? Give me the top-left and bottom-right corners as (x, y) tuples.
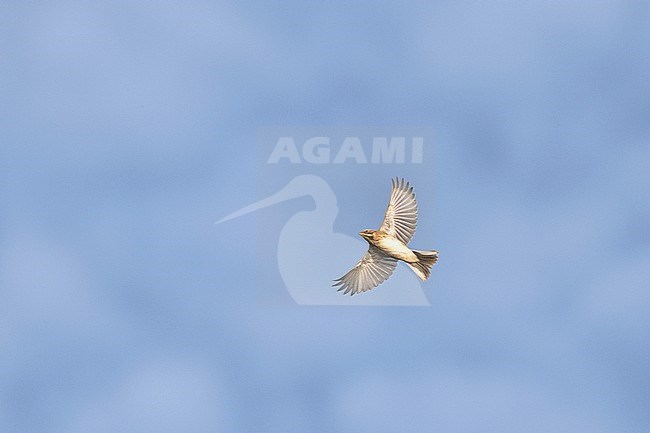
(379, 178), (418, 244)
(333, 246), (397, 295)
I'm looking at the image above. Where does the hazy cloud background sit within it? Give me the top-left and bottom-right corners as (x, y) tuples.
(1, 1), (649, 431)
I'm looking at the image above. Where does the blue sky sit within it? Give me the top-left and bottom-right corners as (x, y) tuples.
(1, 1), (649, 432)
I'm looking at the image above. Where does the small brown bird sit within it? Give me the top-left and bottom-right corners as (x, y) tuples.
(333, 178), (438, 295)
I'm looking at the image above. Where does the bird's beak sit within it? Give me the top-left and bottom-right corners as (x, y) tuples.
(216, 182), (304, 224)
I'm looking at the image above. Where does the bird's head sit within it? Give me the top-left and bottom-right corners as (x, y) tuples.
(359, 229), (375, 240)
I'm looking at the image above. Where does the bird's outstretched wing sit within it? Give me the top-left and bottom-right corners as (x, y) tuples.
(379, 178), (418, 245)
(333, 246), (398, 295)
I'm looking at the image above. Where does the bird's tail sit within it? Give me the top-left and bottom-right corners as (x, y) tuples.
(406, 250), (439, 281)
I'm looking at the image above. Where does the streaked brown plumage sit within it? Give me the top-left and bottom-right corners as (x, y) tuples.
(333, 178), (439, 295)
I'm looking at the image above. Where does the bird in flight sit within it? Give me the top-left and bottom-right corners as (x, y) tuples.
(333, 178), (438, 295)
